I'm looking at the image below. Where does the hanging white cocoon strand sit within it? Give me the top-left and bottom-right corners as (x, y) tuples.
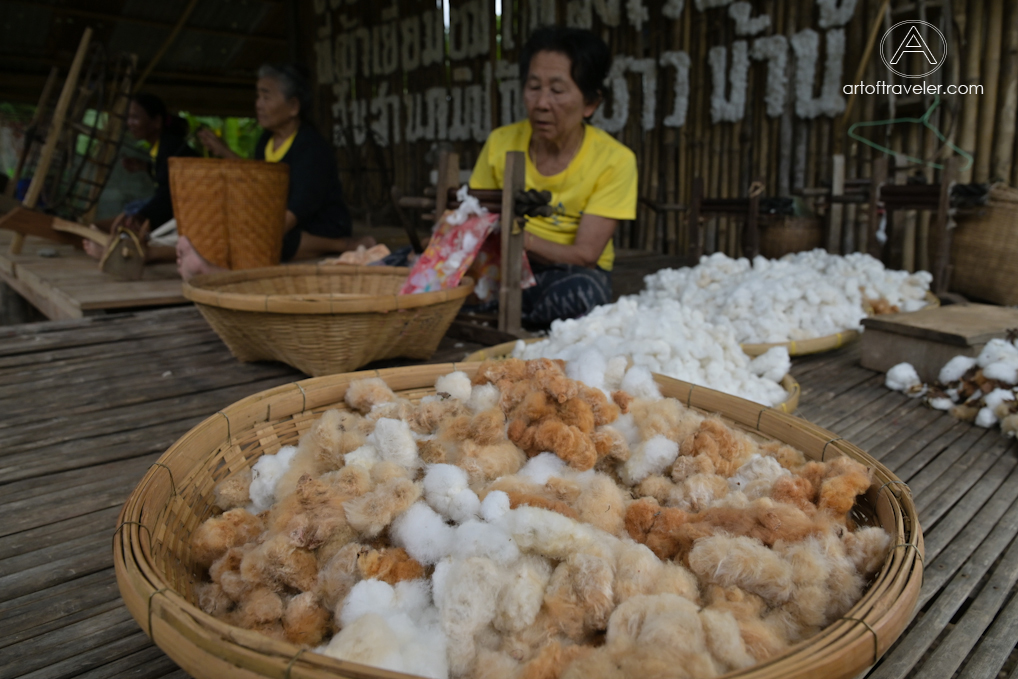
(817, 0), (859, 28)
(709, 41), (749, 123)
(728, 1), (771, 36)
(790, 28), (847, 119)
(750, 35), (789, 118)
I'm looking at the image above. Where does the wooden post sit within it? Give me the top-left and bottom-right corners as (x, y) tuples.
(828, 154), (845, 254)
(498, 151), (525, 335)
(11, 28), (92, 255)
(932, 157), (958, 294)
(434, 151), (459, 219)
(866, 156), (887, 259)
(689, 177), (703, 262)
(4, 67), (59, 199)
(743, 180), (762, 260)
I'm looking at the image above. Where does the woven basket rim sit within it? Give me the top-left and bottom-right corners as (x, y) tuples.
(182, 265), (475, 314)
(463, 339), (801, 414)
(114, 363), (923, 679)
(168, 156), (291, 172)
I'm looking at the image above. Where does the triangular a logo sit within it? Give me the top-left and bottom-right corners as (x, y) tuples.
(890, 25), (938, 65)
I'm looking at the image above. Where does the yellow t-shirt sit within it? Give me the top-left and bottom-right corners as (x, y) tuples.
(469, 120), (637, 271)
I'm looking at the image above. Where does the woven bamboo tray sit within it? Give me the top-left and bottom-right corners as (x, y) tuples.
(182, 265), (473, 376)
(464, 340), (801, 414)
(114, 363), (923, 679)
(740, 291), (941, 358)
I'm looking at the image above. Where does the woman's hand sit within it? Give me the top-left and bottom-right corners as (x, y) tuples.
(197, 129), (239, 159)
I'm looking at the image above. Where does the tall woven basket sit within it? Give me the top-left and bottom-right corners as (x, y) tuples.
(169, 157), (289, 270)
(951, 202), (1018, 306)
(182, 265), (473, 376)
(115, 363), (923, 679)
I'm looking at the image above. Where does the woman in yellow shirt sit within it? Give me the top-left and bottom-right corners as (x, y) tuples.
(470, 26), (638, 326)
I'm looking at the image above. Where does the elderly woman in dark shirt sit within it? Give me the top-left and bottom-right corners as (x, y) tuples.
(179, 63), (371, 278)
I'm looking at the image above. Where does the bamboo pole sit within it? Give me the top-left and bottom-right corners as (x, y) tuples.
(975, 0), (1003, 183)
(956, 0), (984, 183)
(836, 0), (892, 153)
(993, 1), (1017, 182)
(11, 28), (93, 256)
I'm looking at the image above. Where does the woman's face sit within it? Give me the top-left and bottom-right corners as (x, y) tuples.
(523, 50), (598, 145)
(126, 101), (160, 142)
(255, 76), (300, 131)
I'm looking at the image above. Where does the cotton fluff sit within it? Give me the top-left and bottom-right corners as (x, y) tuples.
(640, 250), (931, 343)
(466, 383), (500, 413)
(885, 363), (921, 393)
(619, 435), (680, 485)
(453, 520), (520, 565)
(248, 445), (297, 513)
(344, 444), (380, 470)
(390, 502), (456, 565)
(976, 408), (999, 428)
(435, 371), (473, 402)
(977, 339), (1018, 369)
(369, 418), (419, 470)
(749, 346), (792, 383)
(518, 452), (568, 485)
(728, 454), (790, 497)
(984, 362), (1018, 385)
(566, 346), (609, 392)
(939, 355), (977, 384)
(985, 389), (1016, 413)
(424, 464), (480, 524)
(620, 364), (663, 400)
(327, 579), (448, 679)
(513, 297), (789, 407)
(445, 184), (488, 226)
(928, 397), (954, 411)
(479, 490), (511, 522)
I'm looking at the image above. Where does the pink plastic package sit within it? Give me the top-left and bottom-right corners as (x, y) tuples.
(400, 212), (500, 294)
(465, 232), (537, 303)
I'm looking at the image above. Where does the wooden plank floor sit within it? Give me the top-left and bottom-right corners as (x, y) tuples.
(2, 306), (1018, 679)
(0, 231), (185, 321)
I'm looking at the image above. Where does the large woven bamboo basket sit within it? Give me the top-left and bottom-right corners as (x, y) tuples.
(114, 363), (923, 679)
(951, 199), (1018, 306)
(464, 339), (801, 414)
(169, 157), (289, 270)
(740, 291), (941, 358)
(182, 265), (473, 376)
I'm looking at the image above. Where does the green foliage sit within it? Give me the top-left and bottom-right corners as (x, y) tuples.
(179, 112), (262, 158)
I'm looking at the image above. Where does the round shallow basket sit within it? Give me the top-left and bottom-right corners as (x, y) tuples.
(464, 339), (801, 414)
(740, 291), (941, 358)
(114, 363), (923, 679)
(182, 265), (474, 376)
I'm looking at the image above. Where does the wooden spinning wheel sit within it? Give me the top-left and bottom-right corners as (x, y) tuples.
(3, 28), (136, 254)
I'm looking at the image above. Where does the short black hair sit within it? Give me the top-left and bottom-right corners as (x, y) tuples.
(519, 26), (611, 105)
(258, 63), (314, 124)
(131, 93), (188, 136)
